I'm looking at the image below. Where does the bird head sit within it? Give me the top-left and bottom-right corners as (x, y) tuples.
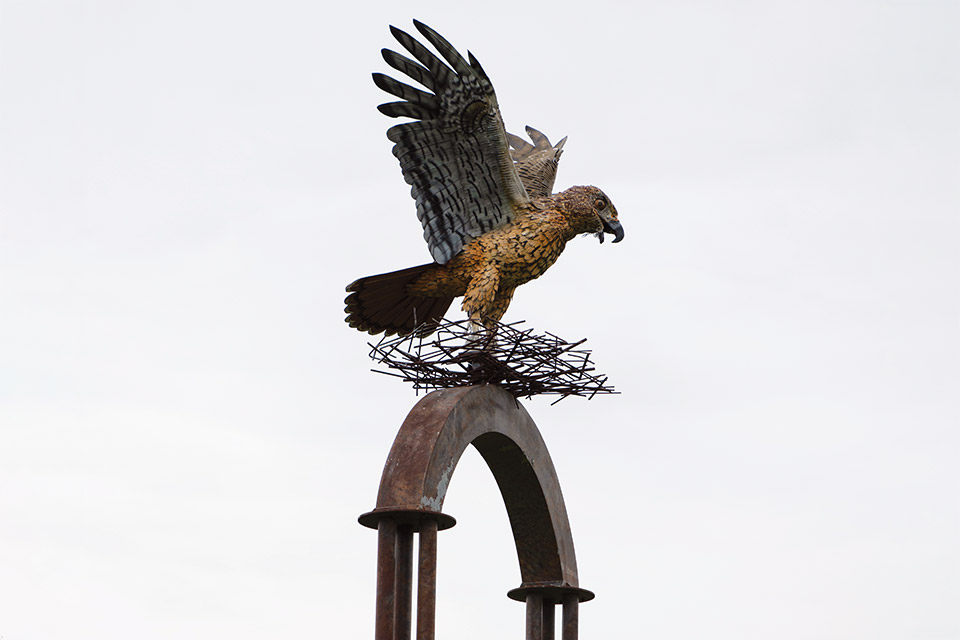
(556, 185), (624, 244)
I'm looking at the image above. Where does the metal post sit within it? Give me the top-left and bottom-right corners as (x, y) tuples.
(416, 519), (438, 640)
(395, 525), (414, 640)
(375, 518), (398, 640)
(561, 594), (579, 640)
(526, 593), (543, 640)
(362, 388), (596, 640)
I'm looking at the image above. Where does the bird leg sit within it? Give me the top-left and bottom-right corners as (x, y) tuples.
(459, 283), (520, 384)
(460, 265), (503, 357)
(485, 286), (515, 332)
(461, 265), (500, 332)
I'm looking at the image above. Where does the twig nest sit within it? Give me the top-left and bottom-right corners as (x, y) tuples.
(367, 319), (617, 403)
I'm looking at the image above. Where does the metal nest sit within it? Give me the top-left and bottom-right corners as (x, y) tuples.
(368, 319), (618, 403)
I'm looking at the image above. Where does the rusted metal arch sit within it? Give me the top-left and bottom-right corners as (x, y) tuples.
(360, 385), (593, 640)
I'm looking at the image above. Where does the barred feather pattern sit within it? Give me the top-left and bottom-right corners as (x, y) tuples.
(507, 125), (567, 198)
(344, 263), (454, 337)
(376, 20), (530, 264)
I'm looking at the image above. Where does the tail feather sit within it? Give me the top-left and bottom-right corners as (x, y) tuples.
(345, 264), (454, 337)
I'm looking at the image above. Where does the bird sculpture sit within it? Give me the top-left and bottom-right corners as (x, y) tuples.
(345, 20), (624, 337)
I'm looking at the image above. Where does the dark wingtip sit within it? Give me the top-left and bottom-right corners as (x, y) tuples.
(467, 50), (489, 81)
(389, 24), (410, 44)
(376, 102), (401, 117)
(412, 19), (433, 40)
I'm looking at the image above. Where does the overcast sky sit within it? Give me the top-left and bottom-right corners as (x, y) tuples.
(1, 1), (958, 638)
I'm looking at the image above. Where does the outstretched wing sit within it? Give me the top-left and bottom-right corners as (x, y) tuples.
(507, 125), (567, 198)
(375, 20), (530, 264)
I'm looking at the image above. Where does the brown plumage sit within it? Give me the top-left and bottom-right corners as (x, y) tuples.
(345, 21), (624, 337)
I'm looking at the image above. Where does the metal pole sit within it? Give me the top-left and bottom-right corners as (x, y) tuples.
(416, 519), (438, 640)
(375, 518), (398, 640)
(395, 525), (414, 640)
(526, 593), (543, 640)
(561, 594), (579, 640)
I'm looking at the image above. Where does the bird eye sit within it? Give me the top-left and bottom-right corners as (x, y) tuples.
(594, 198), (606, 210)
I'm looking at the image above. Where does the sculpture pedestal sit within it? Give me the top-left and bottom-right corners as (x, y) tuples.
(359, 385), (593, 640)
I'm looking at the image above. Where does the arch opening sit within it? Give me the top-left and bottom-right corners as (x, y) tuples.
(359, 385), (593, 640)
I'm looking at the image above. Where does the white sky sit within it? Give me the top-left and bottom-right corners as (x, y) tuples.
(1, 1), (958, 638)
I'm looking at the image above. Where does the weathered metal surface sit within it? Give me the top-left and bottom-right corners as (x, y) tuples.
(361, 385), (593, 639)
(562, 594), (579, 640)
(507, 584), (595, 604)
(511, 583), (592, 640)
(375, 518), (397, 640)
(359, 385), (582, 588)
(415, 519), (438, 640)
(395, 525), (414, 640)
(526, 593), (544, 640)
(358, 508), (455, 532)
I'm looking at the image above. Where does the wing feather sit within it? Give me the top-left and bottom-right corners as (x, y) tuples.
(377, 22), (530, 264)
(381, 49), (438, 92)
(389, 25), (453, 88)
(412, 20), (474, 78)
(372, 73), (439, 111)
(377, 101), (434, 120)
(467, 51), (491, 83)
(507, 131), (534, 156)
(508, 125), (567, 198)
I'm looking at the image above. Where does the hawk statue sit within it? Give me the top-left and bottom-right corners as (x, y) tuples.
(345, 20), (624, 336)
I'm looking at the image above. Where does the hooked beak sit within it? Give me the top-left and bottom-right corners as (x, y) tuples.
(598, 217), (625, 244)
